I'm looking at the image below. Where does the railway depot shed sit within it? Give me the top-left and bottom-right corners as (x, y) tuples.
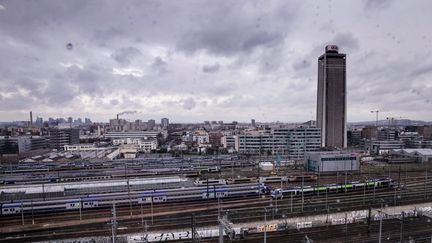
(389, 149), (432, 163)
(304, 151), (359, 172)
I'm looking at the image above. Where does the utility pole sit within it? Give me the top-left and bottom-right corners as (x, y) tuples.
(111, 202), (117, 243)
(219, 213), (235, 243)
(21, 202), (24, 226)
(192, 213), (196, 243)
(264, 208), (267, 243)
(399, 212), (404, 242)
(378, 211), (383, 243)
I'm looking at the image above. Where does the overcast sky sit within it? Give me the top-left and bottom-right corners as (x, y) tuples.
(0, 0), (431, 123)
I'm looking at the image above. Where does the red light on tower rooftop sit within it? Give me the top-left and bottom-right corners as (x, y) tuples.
(325, 45), (339, 53)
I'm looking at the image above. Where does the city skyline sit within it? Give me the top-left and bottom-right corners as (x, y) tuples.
(1, 1), (432, 123)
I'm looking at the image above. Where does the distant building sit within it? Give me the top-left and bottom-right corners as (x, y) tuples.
(348, 129), (362, 147)
(390, 149), (432, 163)
(362, 126), (377, 140)
(112, 138), (157, 152)
(316, 45), (347, 148)
(17, 136), (49, 153)
(109, 118), (128, 131)
(64, 144), (96, 151)
(48, 128), (80, 150)
(221, 132), (236, 150)
(234, 127), (320, 158)
(304, 151), (359, 172)
(105, 131), (161, 140)
(365, 140), (404, 155)
(161, 118), (169, 129)
(35, 117), (43, 127)
(0, 136), (19, 154)
(147, 119), (156, 130)
(208, 131), (223, 147)
(287, 127), (321, 160)
(417, 126), (432, 140)
(377, 128), (397, 141)
(235, 133), (272, 155)
(251, 119), (256, 127)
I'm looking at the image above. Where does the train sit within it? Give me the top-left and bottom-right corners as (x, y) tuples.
(271, 178), (394, 199)
(0, 183), (266, 216)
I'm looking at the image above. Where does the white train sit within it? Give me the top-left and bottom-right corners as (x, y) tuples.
(1, 183), (266, 215)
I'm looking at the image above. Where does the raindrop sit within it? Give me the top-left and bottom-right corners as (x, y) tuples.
(426, 99), (430, 103)
(392, 36), (396, 40)
(66, 43), (73, 50)
(376, 24), (380, 28)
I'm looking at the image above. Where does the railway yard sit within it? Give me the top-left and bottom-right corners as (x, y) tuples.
(1, 155), (432, 242)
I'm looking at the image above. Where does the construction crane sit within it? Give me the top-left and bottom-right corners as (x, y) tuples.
(370, 110), (379, 126)
(386, 116), (407, 127)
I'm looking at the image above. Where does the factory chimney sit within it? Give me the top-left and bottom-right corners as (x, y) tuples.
(117, 114), (119, 120)
(30, 111), (33, 128)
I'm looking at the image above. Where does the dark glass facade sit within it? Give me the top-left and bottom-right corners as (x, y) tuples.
(317, 46), (347, 148)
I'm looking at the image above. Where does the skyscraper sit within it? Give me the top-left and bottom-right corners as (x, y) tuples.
(161, 118), (169, 129)
(316, 45), (347, 148)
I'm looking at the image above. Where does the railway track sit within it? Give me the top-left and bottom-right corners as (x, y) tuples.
(2, 178), (432, 242)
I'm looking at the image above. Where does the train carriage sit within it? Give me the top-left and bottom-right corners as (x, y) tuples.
(271, 178), (394, 199)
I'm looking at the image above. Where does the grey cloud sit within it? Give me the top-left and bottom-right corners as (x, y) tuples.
(177, 29), (285, 56)
(0, 94), (35, 111)
(292, 59), (311, 71)
(364, 0), (394, 11)
(242, 31), (283, 52)
(182, 97), (196, 110)
(331, 32), (359, 51)
(110, 99), (119, 106)
(151, 57), (168, 75)
(202, 63), (220, 73)
(0, 0), (431, 122)
(410, 64), (432, 77)
(111, 47), (142, 65)
(43, 76), (77, 105)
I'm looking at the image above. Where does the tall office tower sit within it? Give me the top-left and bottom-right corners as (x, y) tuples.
(316, 45), (347, 148)
(161, 118), (169, 129)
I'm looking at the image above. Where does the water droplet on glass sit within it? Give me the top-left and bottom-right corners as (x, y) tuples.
(66, 43), (73, 50)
